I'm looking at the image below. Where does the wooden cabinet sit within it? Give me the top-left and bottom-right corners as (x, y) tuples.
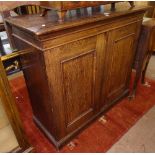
(5, 6), (147, 148)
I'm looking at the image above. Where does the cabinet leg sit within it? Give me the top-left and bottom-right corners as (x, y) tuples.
(130, 52), (152, 99)
(129, 74), (140, 100)
(111, 3), (116, 11)
(57, 10), (67, 22)
(128, 1), (135, 8)
(141, 53), (152, 85)
(129, 67), (142, 100)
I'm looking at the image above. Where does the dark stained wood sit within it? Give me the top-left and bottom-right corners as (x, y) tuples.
(20, 50), (53, 129)
(132, 18), (155, 97)
(5, 5), (148, 149)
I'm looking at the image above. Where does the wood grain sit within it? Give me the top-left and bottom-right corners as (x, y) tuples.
(5, 6), (147, 148)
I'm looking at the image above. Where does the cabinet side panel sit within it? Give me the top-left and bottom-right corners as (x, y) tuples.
(14, 38), (54, 135)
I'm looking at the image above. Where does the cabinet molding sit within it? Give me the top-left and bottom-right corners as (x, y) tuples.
(5, 6), (148, 149)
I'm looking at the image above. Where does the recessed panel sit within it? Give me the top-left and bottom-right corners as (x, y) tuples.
(61, 51), (95, 127)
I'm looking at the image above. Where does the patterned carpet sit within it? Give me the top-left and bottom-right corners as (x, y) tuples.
(9, 75), (155, 153)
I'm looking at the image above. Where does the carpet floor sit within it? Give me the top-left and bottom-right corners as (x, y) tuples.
(9, 75), (155, 153)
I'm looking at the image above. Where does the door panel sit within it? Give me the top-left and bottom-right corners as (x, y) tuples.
(107, 35), (134, 98)
(102, 23), (137, 105)
(45, 36), (98, 135)
(61, 51), (96, 129)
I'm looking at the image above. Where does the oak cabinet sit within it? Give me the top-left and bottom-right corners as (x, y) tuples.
(5, 6), (147, 148)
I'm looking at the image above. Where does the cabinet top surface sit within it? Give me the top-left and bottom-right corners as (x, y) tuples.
(5, 5), (148, 36)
